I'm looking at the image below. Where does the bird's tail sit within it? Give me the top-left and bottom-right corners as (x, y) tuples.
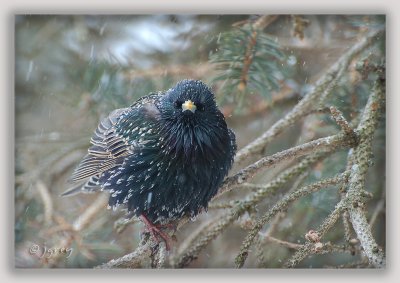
(60, 176), (102, 197)
(60, 183), (85, 197)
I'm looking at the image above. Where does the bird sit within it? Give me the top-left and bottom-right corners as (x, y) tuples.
(63, 79), (237, 248)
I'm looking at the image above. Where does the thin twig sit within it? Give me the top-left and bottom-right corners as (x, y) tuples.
(208, 201), (235, 209)
(329, 106), (356, 136)
(114, 216), (140, 234)
(369, 199), (385, 228)
(36, 180), (53, 225)
(284, 198), (347, 268)
(262, 172), (308, 237)
(292, 15), (310, 40)
(259, 234), (302, 250)
(342, 210), (354, 245)
(42, 193), (109, 267)
(254, 236), (266, 267)
(235, 172), (349, 268)
(124, 63), (213, 81)
(154, 242), (167, 268)
(16, 139), (88, 186)
(72, 194), (109, 231)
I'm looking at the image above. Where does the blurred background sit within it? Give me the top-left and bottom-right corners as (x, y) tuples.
(15, 15), (385, 268)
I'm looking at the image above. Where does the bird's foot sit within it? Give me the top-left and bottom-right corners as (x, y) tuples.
(139, 215), (173, 251)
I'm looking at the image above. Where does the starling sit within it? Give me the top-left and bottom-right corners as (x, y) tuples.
(63, 79), (236, 246)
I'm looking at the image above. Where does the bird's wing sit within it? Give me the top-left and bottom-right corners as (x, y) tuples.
(63, 94), (162, 196)
(68, 107), (130, 183)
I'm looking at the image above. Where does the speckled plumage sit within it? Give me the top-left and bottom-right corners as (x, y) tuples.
(65, 79), (236, 224)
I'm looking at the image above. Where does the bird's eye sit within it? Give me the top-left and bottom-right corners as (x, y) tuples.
(174, 100), (183, 109)
(197, 103), (205, 112)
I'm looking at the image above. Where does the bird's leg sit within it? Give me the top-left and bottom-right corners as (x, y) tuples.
(139, 214), (172, 251)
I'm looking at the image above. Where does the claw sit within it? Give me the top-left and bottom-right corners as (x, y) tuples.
(140, 214), (173, 250)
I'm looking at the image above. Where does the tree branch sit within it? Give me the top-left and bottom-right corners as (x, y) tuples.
(95, 237), (154, 269)
(284, 198), (347, 267)
(259, 234), (302, 250)
(329, 106), (356, 137)
(238, 15), (279, 92)
(345, 77), (386, 268)
(218, 131), (356, 198)
(36, 180), (53, 225)
(234, 29), (383, 164)
(172, 151), (330, 268)
(235, 172), (349, 268)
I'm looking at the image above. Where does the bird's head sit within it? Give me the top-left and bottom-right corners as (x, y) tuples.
(159, 79), (229, 162)
(160, 79), (218, 121)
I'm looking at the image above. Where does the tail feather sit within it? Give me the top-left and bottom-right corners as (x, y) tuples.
(60, 183), (87, 197)
(61, 176), (102, 197)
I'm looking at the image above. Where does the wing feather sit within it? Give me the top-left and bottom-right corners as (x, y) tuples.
(68, 107), (131, 183)
(62, 93), (161, 196)
(64, 93), (162, 195)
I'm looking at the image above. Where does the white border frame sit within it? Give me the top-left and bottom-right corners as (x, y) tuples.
(3, 1), (398, 282)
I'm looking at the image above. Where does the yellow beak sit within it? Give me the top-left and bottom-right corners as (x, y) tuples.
(182, 100), (197, 113)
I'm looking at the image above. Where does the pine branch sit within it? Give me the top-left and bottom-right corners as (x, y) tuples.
(95, 237), (154, 269)
(329, 106), (356, 137)
(235, 172), (349, 268)
(345, 77), (386, 268)
(238, 15), (279, 92)
(46, 194), (108, 266)
(369, 198), (385, 228)
(234, 29), (383, 163)
(284, 199), (347, 268)
(291, 15), (310, 40)
(259, 234), (302, 250)
(218, 131), (356, 198)
(283, 75), (386, 268)
(72, 194), (109, 231)
(210, 15), (284, 103)
(36, 180), (53, 225)
(123, 63), (213, 81)
(172, 151), (332, 268)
